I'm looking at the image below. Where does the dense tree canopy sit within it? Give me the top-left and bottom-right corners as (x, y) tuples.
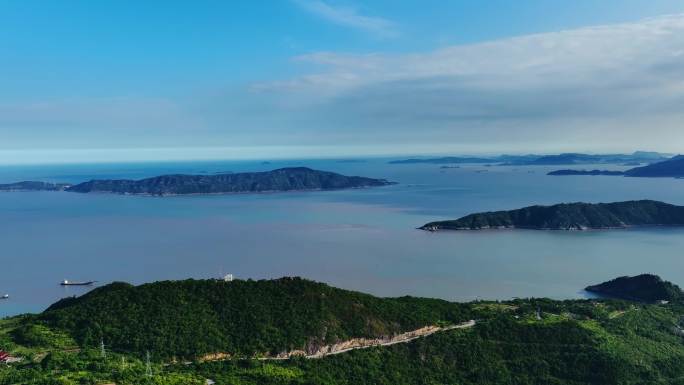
(3, 279), (684, 384)
(40, 278), (473, 358)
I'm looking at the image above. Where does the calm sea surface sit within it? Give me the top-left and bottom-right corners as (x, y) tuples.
(2, 158), (684, 317)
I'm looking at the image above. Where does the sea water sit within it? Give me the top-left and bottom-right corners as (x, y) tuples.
(1, 158), (684, 317)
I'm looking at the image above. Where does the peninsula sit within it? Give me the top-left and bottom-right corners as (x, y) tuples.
(33, 167), (395, 196)
(420, 200), (684, 231)
(0, 181), (70, 191)
(624, 155), (684, 178)
(585, 274), (683, 303)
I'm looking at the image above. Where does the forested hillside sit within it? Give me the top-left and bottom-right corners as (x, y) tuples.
(66, 167), (394, 195)
(421, 200), (684, 231)
(2, 279), (684, 384)
(39, 278), (473, 358)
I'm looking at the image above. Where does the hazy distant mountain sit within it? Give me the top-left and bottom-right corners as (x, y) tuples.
(420, 200), (684, 231)
(632, 151), (668, 160)
(66, 167), (394, 195)
(390, 151), (670, 166)
(514, 152), (670, 165)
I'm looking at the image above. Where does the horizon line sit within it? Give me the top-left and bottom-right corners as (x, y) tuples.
(0, 146), (676, 166)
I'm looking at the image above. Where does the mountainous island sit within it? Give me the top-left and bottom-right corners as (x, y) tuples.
(66, 167), (394, 195)
(624, 155), (684, 178)
(585, 274), (683, 303)
(420, 200), (684, 231)
(547, 169), (625, 176)
(3, 276), (684, 384)
(1, 168), (394, 196)
(547, 155), (684, 178)
(389, 151), (669, 166)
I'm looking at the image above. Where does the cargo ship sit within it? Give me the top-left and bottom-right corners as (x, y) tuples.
(60, 280), (95, 286)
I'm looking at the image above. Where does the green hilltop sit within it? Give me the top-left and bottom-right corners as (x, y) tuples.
(2, 277), (684, 384)
(38, 278), (472, 359)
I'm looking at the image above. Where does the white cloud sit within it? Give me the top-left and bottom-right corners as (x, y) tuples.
(5, 14), (684, 159)
(293, 0), (397, 38)
(251, 14), (684, 153)
(263, 14), (684, 93)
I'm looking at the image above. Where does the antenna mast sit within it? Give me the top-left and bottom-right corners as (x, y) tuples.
(145, 351), (152, 377)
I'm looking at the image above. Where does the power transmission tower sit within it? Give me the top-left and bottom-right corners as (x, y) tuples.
(145, 351), (152, 377)
(100, 339), (106, 359)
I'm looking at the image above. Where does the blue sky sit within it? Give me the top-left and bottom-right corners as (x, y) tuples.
(2, 0), (684, 163)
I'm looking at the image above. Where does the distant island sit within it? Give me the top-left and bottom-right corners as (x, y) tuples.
(3, 168), (394, 196)
(586, 274), (683, 303)
(547, 169), (625, 176)
(546, 154), (684, 179)
(0, 181), (70, 191)
(335, 159), (367, 163)
(514, 152), (667, 166)
(390, 151), (670, 166)
(624, 155), (684, 178)
(389, 156), (500, 164)
(420, 200), (684, 231)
